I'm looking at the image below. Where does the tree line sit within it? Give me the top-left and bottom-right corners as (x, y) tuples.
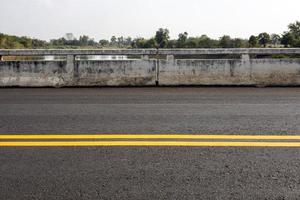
(1, 21), (300, 49)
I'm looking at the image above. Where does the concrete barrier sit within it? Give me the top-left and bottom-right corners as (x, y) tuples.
(0, 61), (68, 87)
(159, 58), (300, 86)
(0, 49), (300, 87)
(75, 60), (157, 86)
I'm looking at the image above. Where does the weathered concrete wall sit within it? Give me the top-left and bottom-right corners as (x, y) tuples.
(0, 60), (157, 87)
(250, 59), (300, 86)
(0, 49), (300, 87)
(159, 59), (251, 85)
(75, 60), (156, 86)
(159, 58), (300, 86)
(0, 61), (69, 87)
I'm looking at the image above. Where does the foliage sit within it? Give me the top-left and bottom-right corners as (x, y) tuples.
(271, 34), (281, 46)
(258, 33), (271, 47)
(282, 21), (300, 47)
(249, 35), (258, 47)
(155, 28), (170, 48)
(1, 21), (300, 49)
(0, 33), (47, 49)
(99, 39), (109, 46)
(177, 32), (188, 48)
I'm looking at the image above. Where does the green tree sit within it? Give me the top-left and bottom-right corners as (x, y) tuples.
(79, 35), (89, 46)
(99, 39), (109, 46)
(219, 35), (232, 48)
(195, 35), (218, 48)
(288, 21), (300, 37)
(132, 38), (147, 48)
(249, 35), (258, 47)
(281, 32), (295, 47)
(258, 33), (271, 47)
(177, 32), (188, 48)
(110, 36), (117, 46)
(232, 38), (245, 48)
(185, 37), (198, 48)
(117, 36), (124, 47)
(284, 21), (300, 47)
(155, 28), (170, 48)
(144, 38), (157, 48)
(124, 37), (132, 46)
(167, 40), (177, 48)
(271, 34), (281, 46)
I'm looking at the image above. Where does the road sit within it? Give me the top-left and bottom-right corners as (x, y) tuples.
(0, 87), (300, 199)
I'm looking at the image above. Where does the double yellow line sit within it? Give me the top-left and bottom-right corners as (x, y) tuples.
(1, 134), (300, 147)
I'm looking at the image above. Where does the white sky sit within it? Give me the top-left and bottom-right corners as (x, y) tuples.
(0, 0), (299, 41)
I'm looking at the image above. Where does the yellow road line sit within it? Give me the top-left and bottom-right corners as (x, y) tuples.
(1, 134), (300, 140)
(2, 141), (300, 147)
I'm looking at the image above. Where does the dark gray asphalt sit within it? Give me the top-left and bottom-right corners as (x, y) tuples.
(1, 87), (300, 199)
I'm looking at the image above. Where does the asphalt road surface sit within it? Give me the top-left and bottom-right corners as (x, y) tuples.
(1, 87), (300, 199)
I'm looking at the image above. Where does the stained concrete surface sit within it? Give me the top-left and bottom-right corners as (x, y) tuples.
(1, 49), (300, 87)
(0, 87), (300, 199)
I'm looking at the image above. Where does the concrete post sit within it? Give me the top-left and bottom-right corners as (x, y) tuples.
(241, 54), (250, 61)
(66, 55), (75, 83)
(240, 54), (252, 81)
(141, 55), (149, 60)
(155, 59), (159, 86)
(166, 55), (174, 62)
(155, 50), (160, 86)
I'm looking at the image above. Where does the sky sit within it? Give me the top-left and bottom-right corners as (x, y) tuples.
(0, 0), (299, 41)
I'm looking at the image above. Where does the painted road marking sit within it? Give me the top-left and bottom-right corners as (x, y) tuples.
(1, 134), (300, 147)
(2, 141), (300, 147)
(1, 134), (300, 140)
